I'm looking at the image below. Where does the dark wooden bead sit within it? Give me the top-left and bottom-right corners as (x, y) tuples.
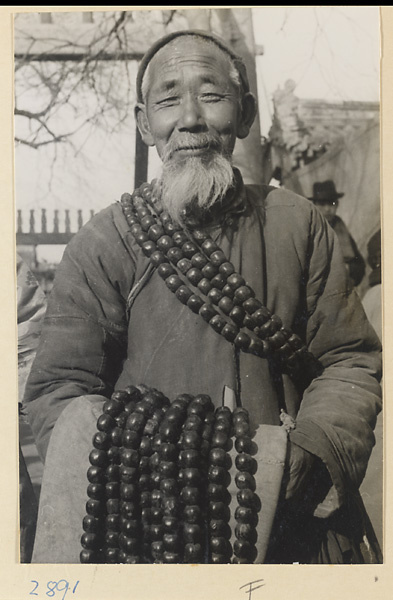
(218, 261), (235, 276)
(138, 474), (151, 492)
(258, 319), (276, 338)
(187, 267), (203, 285)
(218, 296), (235, 314)
(221, 322), (238, 342)
(233, 285), (254, 304)
(150, 490), (162, 507)
(119, 534), (139, 554)
(134, 230), (149, 245)
(248, 337), (267, 357)
(209, 448), (231, 468)
(120, 518), (139, 536)
(150, 250), (167, 267)
(105, 530), (120, 548)
(162, 516), (178, 531)
(163, 533), (181, 552)
(83, 515), (101, 533)
(163, 551), (181, 564)
(216, 406), (232, 419)
(106, 498), (120, 514)
(165, 274), (183, 292)
(177, 258), (192, 274)
(150, 472), (161, 489)
(81, 532), (100, 550)
(269, 330), (287, 350)
(207, 484), (231, 504)
(175, 285), (193, 304)
(159, 442), (178, 461)
(86, 499), (105, 517)
(172, 231), (188, 246)
(87, 465), (106, 484)
(148, 223), (165, 241)
(107, 446), (121, 465)
(209, 314), (227, 334)
(201, 262), (219, 279)
(120, 466), (138, 483)
(179, 449), (200, 468)
(181, 468), (202, 487)
(233, 422), (250, 437)
(197, 277), (213, 295)
(210, 250), (226, 266)
(184, 543), (203, 563)
(187, 294), (205, 314)
(229, 305), (246, 326)
(141, 240), (156, 257)
(159, 422), (180, 443)
(235, 523), (257, 544)
(227, 273), (245, 289)
(211, 431), (231, 450)
(124, 554), (140, 564)
(110, 427), (124, 447)
(237, 489), (261, 511)
(106, 514), (120, 531)
(199, 303), (217, 322)
(160, 478), (178, 495)
(201, 239), (218, 256)
(181, 240), (199, 258)
(165, 247), (182, 264)
(190, 251), (208, 268)
(80, 549), (99, 563)
(139, 437), (152, 456)
(233, 539), (257, 562)
(235, 453), (257, 475)
(208, 465), (230, 486)
(162, 496), (181, 517)
(191, 229), (209, 242)
(159, 461), (177, 479)
(120, 501), (138, 519)
(243, 297), (263, 315)
(234, 332), (251, 350)
(234, 506), (258, 526)
(89, 449), (108, 468)
(126, 411), (145, 432)
(243, 313), (258, 329)
(92, 431), (110, 451)
(183, 523), (202, 543)
(235, 471), (256, 491)
(103, 397), (124, 417)
(221, 284), (235, 299)
(150, 524), (164, 541)
(186, 405), (205, 420)
(210, 273), (226, 290)
(156, 235), (174, 252)
(180, 486), (201, 505)
(120, 483), (137, 501)
(104, 547), (120, 563)
(139, 456), (151, 474)
(210, 553), (229, 564)
(120, 448), (139, 468)
(180, 430), (201, 449)
(157, 263), (176, 280)
(208, 502), (230, 521)
(214, 419), (231, 435)
(115, 412), (127, 428)
(194, 394), (214, 410)
(210, 536), (231, 555)
(207, 287), (224, 304)
(183, 505), (202, 524)
(209, 519), (231, 539)
(105, 481), (120, 498)
(97, 413), (116, 432)
(151, 540), (164, 562)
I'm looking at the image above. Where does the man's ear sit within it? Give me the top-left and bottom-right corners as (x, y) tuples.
(135, 103), (155, 147)
(236, 92), (257, 140)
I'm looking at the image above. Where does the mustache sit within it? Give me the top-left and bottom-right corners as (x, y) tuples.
(162, 133), (223, 162)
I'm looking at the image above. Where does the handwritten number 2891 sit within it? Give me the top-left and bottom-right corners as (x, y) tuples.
(30, 580), (79, 600)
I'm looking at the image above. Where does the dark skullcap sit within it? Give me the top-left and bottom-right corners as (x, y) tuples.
(136, 29), (250, 102)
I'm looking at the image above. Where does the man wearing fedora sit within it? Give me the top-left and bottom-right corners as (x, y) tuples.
(310, 180), (365, 288)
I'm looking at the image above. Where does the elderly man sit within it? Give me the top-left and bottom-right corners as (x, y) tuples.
(24, 31), (382, 564)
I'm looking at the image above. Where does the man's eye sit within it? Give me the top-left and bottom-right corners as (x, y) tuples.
(156, 96), (179, 107)
(200, 93), (223, 103)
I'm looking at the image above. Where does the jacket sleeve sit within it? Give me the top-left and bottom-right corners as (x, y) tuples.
(289, 205), (382, 506)
(23, 205), (137, 461)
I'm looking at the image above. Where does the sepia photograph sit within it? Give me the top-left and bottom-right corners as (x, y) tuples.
(2, 4), (391, 599)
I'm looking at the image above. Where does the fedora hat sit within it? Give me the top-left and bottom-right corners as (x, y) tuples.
(309, 180), (344, 204)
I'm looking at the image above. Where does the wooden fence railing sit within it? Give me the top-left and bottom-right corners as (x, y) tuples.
(16, 208), (95, 246)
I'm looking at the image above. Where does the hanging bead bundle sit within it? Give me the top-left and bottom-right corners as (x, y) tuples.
(120, 182), (322, 386)
(80, 385), (261, 564)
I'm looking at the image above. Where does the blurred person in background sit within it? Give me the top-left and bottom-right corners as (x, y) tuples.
(309, 180), (365, 289)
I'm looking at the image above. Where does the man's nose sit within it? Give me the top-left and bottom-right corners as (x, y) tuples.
(178, 94), (206, 131)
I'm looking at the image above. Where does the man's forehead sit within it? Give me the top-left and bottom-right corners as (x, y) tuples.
(136, 30), (250, 102)
(148, 38), (231, 78)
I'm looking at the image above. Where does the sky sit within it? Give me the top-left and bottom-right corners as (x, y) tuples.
(251, 6), (380, 135)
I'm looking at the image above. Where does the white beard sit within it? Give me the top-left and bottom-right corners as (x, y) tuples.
(158, 135), (235, 224)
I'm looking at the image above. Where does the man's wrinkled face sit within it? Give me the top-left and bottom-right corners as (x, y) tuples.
(139, 37), (244, 161)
